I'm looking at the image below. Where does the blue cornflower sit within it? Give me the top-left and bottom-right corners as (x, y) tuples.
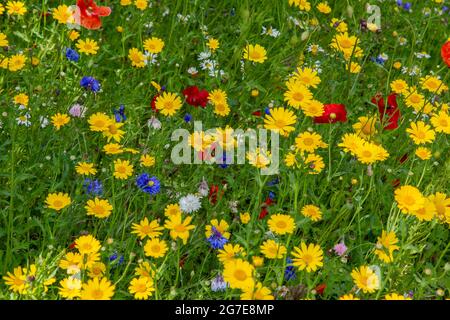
(80, 76), (101, 92)
(211, 275), (228, 292)
(218, 152), (231, 169)
(264, 107), (271, 115)
(109, 252), (118, 262)
(207, 227), (228, 249)
(114, 104), (126, 123)
(184, 113), (193, 123)
(65, 48), (79, 62)
(83, 178), (103, 196)
(285, 257), (296, 281)
(403, 2), (412, 10)
(396, 0), (403, 6)
(136, 173), (161, 195)
(267, 177), (280, 186)
(268, 191), (276, 200)
(443, 6), (449, 13)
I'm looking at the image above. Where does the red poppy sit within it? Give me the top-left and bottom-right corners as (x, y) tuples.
(315, 283), (326, 296)
(68, 241), (76, 250)
(150, 93), (159, 111)
(258, 207), (268, 219)
(371, 93), (400, 130)
(258, 196), (275, 219)
(314, 104), (347, 123)
(182, 86), (209, 108)
(252, 110), (262, 117)
(209, 184), (223, 205)
(76, 0), (111, 30)
(441, 41), (450, 68)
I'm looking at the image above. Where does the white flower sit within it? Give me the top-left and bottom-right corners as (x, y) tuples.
(179, 194), (201, 213)
(261, 25), (280, 38)
(187, 67), (198, 75)
(148, 116), (162, 129)
(198, 177), (209, 197)
(200, 59), (217, 71)
(144, 51), (158, 65)
(16, 113), (31, 126)
(39, 116), (49, 128)
(197, 51), (211, 61)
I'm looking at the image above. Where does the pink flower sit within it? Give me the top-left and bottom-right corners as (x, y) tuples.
(68, 104), (87, 118)
(333, 242), (347, 256)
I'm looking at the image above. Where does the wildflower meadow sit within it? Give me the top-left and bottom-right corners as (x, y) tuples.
(0, 0), (449, 302)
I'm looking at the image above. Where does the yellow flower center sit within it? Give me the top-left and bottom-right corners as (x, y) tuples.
(402, 195), (415, 206)
(416, 131), (426, 139)
(174, 224), (186, 233)
(53, 200), (63, 208)
(91, 289), (104, 299)
(116, 166), (126, 174)
(339, 39), (353, 49)
(275, 119), (286, 128)
(233, 269), (247, 281)
(293, 92), (304, 102)
(410, 95), (421, 104)
(276, 221), (287, 229)
(93, 205), (105, 215)
(302, 254), (313, 265)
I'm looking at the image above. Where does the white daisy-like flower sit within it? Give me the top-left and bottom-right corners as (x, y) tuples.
(198, 51), (211, 61)
(261, 25), (280, 38)
(16, 113), (31, 127)
(144, 51), (158, 65)
(187, 67), (198, 75)
(200, 59), (217, 71)
(179, 194), (201, 213)
(198, 178), (209, 197)
(148, 116), (162, 130)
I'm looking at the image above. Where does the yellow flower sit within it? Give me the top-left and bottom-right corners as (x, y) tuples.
(113, 159), (134, 180)
(135, 0), (148, 11)
(291, 242), (323, 272)
(420, 75), (448, 95)
(243, 44), (267, 63)
(247, 148), (271, 169)
(164, 214), (195, 244)
(143, 37), (165, 54)
(292, 67), (321, 88)
(353, 116), (378, 139)
(131, 217), (163, 239)
(348, 61), (361, 73)
(52, 5), (75, 24)
(240, 282), (274, 300)
(51, 113), (70, 130)
(394, 185), (425, 214)
(316, 2), (331, 14)
(267, 214), (295, 235)
(76, 38), (99, 55)
(85, 197), (113, 219)
(102, 120), (125, 142)
(8, 53), (26, 72)
(295, 131), (327, 153)
(59, 277), (82, 299)
(390, 79), (409, 95)
(351, 266), (380, 293)
(128, 48), (146, 68)
(301, 100), (324, 117)
(355, 141), (389, 164)
(0, 55), (9, 69)
(330, 18), (348, 32)
(129, 277), (155, 300)
(88, 262), (106, 278)
(264, 107), (297, 137)
(428, 192), (450, 224)
(338, 133), (365, 155)
(0, 32), (8, 47)
(2, 266), (28, 293)
(120, 0), (132, 5)
(304, 153), (325, 174)
(406, 121), (435, 145)
(13, 93), (28, 106)
(330, 32), (362, 58)
(404, 88), (425, 111)
(251, 256), (264, 267)
(289, 0), (311, 11)
(284, 79), (313, 109)
(116, 26), (124, 33)
(103, 143), (124, 155)
(374, 230), (400, 263)
(155, 92), (183, 116)
(415, 147), (432, 160)
(88, 112), (111, 132)
(412, 198), (436, 222)
(135, 261), (156, 279)
(393, 61), (402, 69)
(164, 204), (181, 218)
(430, 111), (450, 134)
(144, 238), (168, 258)
(207, 38), (220, 52)
(339, 294), (360, 300)
(76, 162), (97, 175)
(140, 154), (156, 167)
(6, 1), (27, 15)
(68, 30), (80, 41)
(208, 89), (227, 105)
(81, 277), (115, 300)
(213, 101), (231, 117)
(240, 212), (251, 224)
(205, 219), (230, 239)
(301, 204), (322, 221)
(59, 252), (82, 274)
(223, 259), (254, 290)
(75, 235), (101, 255)
(217, 244), (245, 264)
(0, 3), (4, 15)
(45, 192), (71, 211)
(385, 293), (412, 300)
(260, 239), (287, 259)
